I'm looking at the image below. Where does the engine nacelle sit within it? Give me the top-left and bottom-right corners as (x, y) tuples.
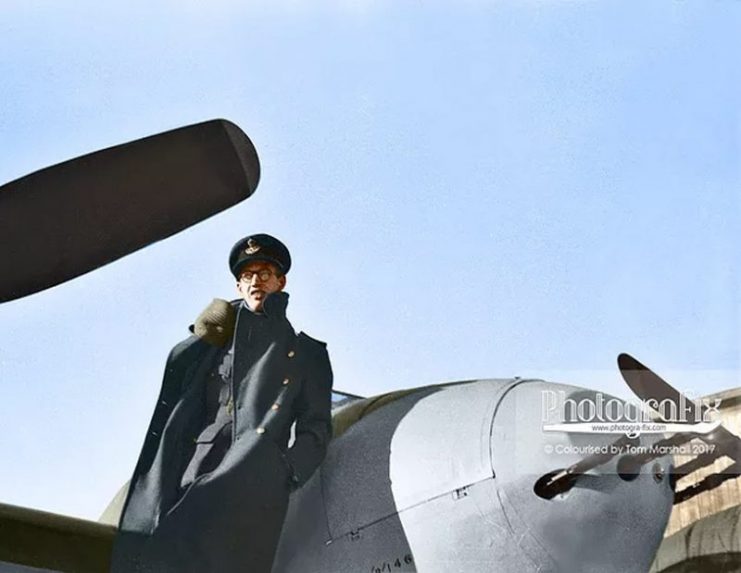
(274, 378), (674, 572)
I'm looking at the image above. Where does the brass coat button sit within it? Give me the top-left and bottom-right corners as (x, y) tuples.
(256, 427), (265, 434)
(271, 403), (280, 411)
(282, 378), (290, 385)
(288, 350), (295, 358)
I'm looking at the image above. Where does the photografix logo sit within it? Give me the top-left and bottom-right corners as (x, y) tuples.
(541, 391), (722, 437)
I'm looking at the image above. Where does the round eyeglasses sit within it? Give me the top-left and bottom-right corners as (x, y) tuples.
(239, 269), (277, 282)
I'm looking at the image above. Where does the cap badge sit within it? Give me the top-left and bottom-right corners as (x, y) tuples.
(244, 238), (261, 255)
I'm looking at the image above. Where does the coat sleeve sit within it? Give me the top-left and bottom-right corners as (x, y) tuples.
(118, 335), (212, 532)
(285, 340), (333, 487)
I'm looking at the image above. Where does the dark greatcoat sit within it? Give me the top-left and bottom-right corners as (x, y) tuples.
(111, 292), (333, 573)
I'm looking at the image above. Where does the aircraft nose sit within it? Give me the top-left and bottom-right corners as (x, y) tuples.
(489, 379), (675, 573)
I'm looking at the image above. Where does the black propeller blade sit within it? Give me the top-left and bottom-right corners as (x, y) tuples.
(535, 354), (741, 502)
(617, 353), (741, 504)
(616, 354), (701, 421)
(617, 353), (740, 453)
(0, 119), (260, 303)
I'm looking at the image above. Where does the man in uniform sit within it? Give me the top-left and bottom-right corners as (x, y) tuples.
(113, 233), (333, 573)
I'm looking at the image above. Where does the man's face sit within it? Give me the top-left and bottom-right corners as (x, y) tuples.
(236, 261), (286, 312)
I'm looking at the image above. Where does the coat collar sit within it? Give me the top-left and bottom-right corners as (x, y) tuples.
(238, 290), (289, 319)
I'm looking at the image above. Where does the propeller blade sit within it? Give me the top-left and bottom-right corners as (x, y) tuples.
(617, 353), (741, 462)
(534, 435), (637, 499)
(672, 450), (724, 483)
(674, 461), (741, 505)
(616, 353), (700, 421)
(0, 119), (260, 303)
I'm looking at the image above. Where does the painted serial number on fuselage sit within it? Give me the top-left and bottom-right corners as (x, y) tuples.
(370, 554), (414, 572)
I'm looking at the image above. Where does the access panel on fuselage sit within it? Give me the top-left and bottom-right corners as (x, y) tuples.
(321, 379), (516, 540)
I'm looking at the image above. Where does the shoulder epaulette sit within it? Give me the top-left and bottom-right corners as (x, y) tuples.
(297, 331), (327, 348)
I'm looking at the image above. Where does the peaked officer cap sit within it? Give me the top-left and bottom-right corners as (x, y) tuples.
(229, 233), (291, 278)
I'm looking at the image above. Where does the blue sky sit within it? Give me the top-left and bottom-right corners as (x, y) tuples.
(0, 1), (738, 519)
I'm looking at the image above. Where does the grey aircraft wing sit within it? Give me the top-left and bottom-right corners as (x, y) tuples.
(0, 502), (114, 573)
